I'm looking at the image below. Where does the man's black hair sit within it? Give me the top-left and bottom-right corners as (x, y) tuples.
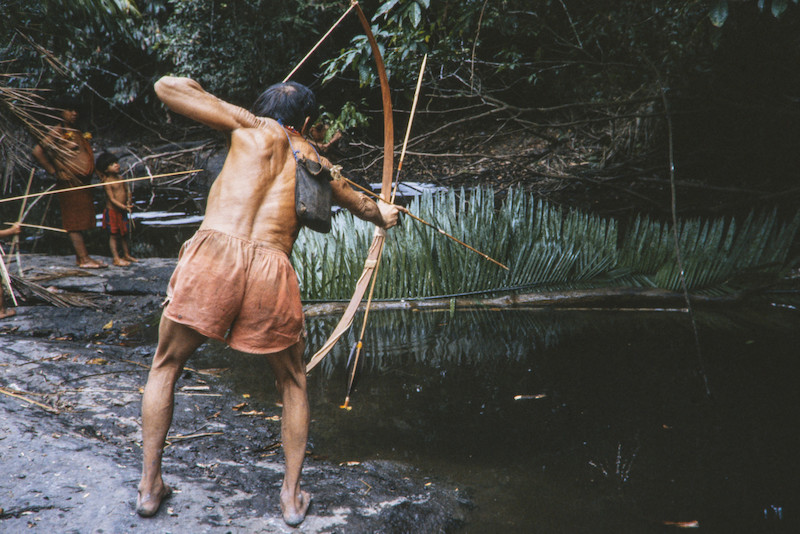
(95, 152), (119, 173)
(250, 82), (318, 130)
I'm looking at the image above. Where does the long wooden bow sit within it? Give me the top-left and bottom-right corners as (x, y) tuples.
(305, 1), (394, 373)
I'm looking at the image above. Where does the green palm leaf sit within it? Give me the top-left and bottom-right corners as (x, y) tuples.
(292, 187), (799, 300)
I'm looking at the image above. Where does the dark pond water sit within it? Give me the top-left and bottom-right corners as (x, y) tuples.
(175, 305), (799, 533)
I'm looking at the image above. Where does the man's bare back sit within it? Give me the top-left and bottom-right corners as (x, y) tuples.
(154, 77), (393, 254)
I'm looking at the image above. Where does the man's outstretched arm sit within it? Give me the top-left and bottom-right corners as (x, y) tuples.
(331, 179), (400, 229)
(154, 76), (263, 132)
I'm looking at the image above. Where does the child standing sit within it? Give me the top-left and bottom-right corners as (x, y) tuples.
(96, 152), (138, 266)
(0, 222), (21, 319)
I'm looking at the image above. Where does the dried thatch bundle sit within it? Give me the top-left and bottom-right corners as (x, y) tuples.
(9, 272), (99, 309)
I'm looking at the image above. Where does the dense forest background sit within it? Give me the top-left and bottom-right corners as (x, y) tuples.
(2, 0), (799, 220)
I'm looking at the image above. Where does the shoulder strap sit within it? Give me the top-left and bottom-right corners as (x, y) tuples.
(280, 125), (302, 161)
(279, 121), (321, 164)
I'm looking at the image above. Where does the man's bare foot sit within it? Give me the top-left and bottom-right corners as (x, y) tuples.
(136, 483), (172, 517)
(281, 489), (311, 527)
(0, 308), (16, 320)
(123, 255), (139, 263)
(113, 258), (131, 267)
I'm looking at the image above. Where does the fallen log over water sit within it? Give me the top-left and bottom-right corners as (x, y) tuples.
(302, 287), (762, 317)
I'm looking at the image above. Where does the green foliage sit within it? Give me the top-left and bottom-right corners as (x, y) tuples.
(5, 0), (798, 120)
(291, 187), (800, 300)
(156, 1), (314, 105)
(318, 101), (371, 141)
(2, 1), (352, 111)
(315, 0), (752, 102)
(0, 0), (140, 93)
(710, 0), (799, 27)
(2, 0), (164, 106)
(322, 0), (432, 87)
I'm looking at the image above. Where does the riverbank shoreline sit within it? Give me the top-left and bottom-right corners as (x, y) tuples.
(0, 255), (469, 533)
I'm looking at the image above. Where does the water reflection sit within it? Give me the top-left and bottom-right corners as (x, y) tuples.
(184, 306), (799, 533)
(131, 211), (204, 226)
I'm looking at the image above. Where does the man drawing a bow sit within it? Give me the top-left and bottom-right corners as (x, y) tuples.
(136, 76), (399, 527)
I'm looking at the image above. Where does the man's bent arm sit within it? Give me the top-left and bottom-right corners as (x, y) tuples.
(154, 76), (263, 132)
(331, 179), (399, 229)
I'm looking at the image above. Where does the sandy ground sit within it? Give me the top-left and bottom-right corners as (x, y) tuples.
(0, 254), (469, 533)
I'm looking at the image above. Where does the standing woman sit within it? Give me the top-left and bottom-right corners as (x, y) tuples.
(32, 95), (106, 268)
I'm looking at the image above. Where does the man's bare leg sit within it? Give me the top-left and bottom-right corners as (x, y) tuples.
(137, 316), (206, 517)
(267, 340), (311, 527)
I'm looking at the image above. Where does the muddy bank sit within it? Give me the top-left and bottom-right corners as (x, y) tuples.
(0, 255), (469, 533)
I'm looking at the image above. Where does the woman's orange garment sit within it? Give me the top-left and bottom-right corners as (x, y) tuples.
(58, 176), (96, 232)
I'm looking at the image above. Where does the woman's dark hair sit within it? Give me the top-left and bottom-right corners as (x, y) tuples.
(52, 94), (82, 112)
(95, 152), (119, 173)
(250, 82), (318, 130)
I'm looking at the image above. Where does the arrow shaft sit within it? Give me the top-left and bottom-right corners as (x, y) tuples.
(5, 222), (66, 233)
(0, 169), (201, 205)
(335, 173), (509, 270)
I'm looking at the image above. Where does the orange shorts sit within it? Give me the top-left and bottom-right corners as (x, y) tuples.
(164, 229), (305, 354)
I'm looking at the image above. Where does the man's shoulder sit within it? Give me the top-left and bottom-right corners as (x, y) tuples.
(234, 115), (280, 134)
(231, 119), (289, 149)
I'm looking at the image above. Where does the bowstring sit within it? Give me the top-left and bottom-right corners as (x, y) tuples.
(343, 54), (428, 406)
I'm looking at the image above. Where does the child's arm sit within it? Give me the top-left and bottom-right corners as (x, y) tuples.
(126, 184), (133, 211)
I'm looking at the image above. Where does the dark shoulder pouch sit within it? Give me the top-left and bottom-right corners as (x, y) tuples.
(283, 127), (332, 233)
(295, 157), (332, 233)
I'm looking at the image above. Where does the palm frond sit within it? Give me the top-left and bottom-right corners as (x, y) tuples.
(292, 187), (800, 301)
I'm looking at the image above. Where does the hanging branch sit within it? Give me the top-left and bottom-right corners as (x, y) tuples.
(646, 55), (712, 399)
(0, 245), (18, 307)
